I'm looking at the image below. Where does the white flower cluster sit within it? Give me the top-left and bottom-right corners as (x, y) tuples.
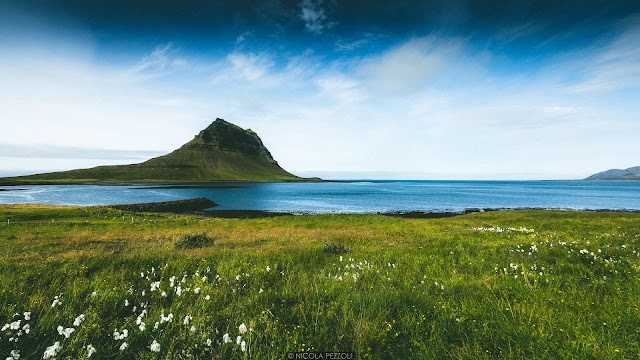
(473, 226), (535, 233)
(42, 342), (61, 359)
(113, 328), (128, 341)
(1, 312), (33, 358)
(57, 326), (75, 339)
(136, 309), (147, 331)
(51, 294), (63, 308)
(149, 339), (161, 352)
(160, 313), (174, 324)
(222, 323), (249, 353)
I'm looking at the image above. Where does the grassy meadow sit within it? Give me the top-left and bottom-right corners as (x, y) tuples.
(1, 205), (639, 359)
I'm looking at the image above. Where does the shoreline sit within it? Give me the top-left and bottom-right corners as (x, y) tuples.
(0, 178), (326, 187)
(2, 200), (639, 218)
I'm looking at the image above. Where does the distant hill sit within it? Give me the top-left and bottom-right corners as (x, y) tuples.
(585, 166), (640, 180)
(3, 119), (313, 184)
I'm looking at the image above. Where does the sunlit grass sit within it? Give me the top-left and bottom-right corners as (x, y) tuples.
(1, 206), (639, 358)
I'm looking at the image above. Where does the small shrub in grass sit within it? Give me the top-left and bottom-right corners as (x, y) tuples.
(323, 242), (349, 255)
(175, 232), (215, 249)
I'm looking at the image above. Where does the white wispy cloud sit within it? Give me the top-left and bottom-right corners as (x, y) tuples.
(212, 49), (320, 91)
(227, 52), (274, 81)
(495, 21), (544, 44)
(358, 36), (463, 93)
(299, 0), (334, 34)
(0, 145), (165, 160)
(335, 33), (385, 52)
(125, 42), (187, 80)
(235, 31), (252, 44)
(566, 16), (640, 93)
(316, 76), (367, 103)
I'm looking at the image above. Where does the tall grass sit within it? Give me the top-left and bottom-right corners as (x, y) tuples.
(0, 206), (639, 358)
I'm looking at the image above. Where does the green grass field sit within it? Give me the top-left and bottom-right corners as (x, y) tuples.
(1, 205), (639, 359)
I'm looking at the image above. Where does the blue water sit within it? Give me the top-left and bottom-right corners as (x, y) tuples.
(0, 181), (639, 213)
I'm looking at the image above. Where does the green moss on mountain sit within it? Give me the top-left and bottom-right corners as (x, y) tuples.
(3, 119), (312, 183)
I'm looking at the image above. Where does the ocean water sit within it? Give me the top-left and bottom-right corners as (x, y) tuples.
(0, 181), (639, 213)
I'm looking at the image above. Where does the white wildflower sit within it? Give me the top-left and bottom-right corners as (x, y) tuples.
(10, 320), (20, 330)
(239, 323), (247, 334)
(73, 314), (85, 327)
(183, 315), (192, 325)
(150, 340), (161, 352)
(223, 333), (232, 343)
(58, 326), (75, 338)
(161, 291), (167, 297)
(160, 313), (173, 323)
(119, 342), (128, 351)
(22, 323), (30, 334)
(8, 349), (20, 359)
(87, 344), (96, 358)
(205, 295), (211, 300)
(91, 291), (97, 298)
(236, 335), (242, 345)
(266, 266), (271, 272)
(23, 312), (31, 321)
(194, 287), (201, 294)
(124, 299), (129, 307)
(241, 340), (247, 352)
(206, 338), (212, 347)
(190, 325), (196, 332)
(113, 329), (128, 340)
(42, 341), (61, 359)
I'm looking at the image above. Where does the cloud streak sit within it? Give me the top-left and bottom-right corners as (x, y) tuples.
(566, 16), (640, 93)
(0, 145), (166, 160)
(299, 0), (334, 34)
(358, 37), (463, 93)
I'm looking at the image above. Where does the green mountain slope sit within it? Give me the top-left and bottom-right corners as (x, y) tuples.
(585, 166), (640, 180)
(3, 119), (309, 183)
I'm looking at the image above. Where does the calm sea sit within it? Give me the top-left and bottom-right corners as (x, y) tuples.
(0, 181), (639, 213)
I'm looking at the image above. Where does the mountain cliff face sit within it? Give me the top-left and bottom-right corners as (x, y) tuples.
(585, 166), (640, 180)
(4, 119), (305, 183)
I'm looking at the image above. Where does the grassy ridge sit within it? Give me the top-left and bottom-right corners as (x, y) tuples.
(1, 206), (639, 359)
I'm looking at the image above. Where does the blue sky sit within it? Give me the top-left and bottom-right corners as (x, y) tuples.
(1, 0), (639, 179)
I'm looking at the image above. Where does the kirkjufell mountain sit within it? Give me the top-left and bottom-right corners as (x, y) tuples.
(3, 119), (310, 183)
